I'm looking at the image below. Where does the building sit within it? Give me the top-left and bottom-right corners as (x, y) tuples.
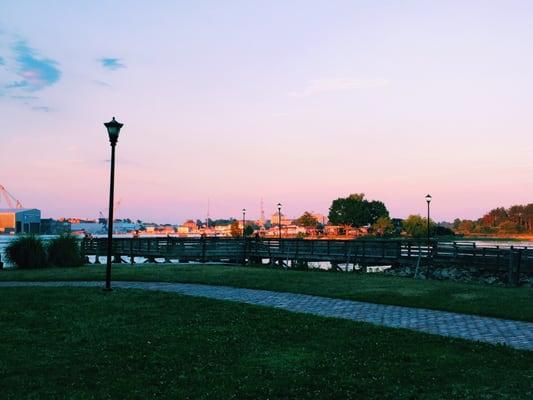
(40, 218), (71, 235)
(0, 208), (41, 234)
(270, 213), (292, 226)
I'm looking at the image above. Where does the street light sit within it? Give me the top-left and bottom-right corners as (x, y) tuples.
(242, 208), (246, 237)
(104, 117), (124, 291)
(277, 203), (282, 239)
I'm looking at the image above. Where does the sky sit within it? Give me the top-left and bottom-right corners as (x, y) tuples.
(1, 1), (533, 223)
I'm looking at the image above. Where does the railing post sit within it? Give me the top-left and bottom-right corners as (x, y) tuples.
(130, 239), (134, 265)
(93, 239), (101, 264)
(201, 236), (206, 263)
(242, 237), (248, 264)
(508, 247), (515, 286)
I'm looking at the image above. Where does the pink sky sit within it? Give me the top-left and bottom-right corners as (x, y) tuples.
(1, 1), (533, 223)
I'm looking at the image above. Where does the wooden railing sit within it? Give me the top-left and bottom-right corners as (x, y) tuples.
(81, 237), (533, 277)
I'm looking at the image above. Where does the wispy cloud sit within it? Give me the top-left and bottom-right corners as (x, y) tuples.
(100, 57), (126, 70)
(8, 41), (61, 91)
(32, 105), (52, 112)
(92, 79), (112, 87)
(289, 77), (389, 97)
(10, 95), (38, 100)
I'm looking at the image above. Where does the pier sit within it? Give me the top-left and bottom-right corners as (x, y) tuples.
(82, 237), (533, 283)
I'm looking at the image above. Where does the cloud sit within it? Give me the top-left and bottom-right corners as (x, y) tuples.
(32, 105), (52, 112)
(10, 95), (38, 100)
(92, 79), (112, 87)
(100, 58), (126, 70)
(7, 41), (61, 91)
(289, 77), (389, 97)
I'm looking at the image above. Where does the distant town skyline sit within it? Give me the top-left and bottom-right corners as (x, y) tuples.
(2, 1), (533, 223)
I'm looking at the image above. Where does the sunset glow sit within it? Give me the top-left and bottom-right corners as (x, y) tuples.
(1, 1), (533, 223)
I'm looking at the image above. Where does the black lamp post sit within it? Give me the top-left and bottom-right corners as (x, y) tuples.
(242, 208), (246, 237)
(277, 203), (282, 239)
(104, 117), (124, 291)
(425, 194), (432, 258)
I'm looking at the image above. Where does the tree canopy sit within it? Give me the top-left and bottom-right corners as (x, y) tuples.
(402, 215), (435, 238)
(294, 211), (319, 228)
(328, 193), (389, 227)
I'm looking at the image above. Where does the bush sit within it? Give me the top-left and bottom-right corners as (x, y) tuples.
(5, 235), (48, 269)
(47, 234), (83, 267)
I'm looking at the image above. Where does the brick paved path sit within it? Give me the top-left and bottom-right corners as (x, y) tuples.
(1, 281), (532, 351)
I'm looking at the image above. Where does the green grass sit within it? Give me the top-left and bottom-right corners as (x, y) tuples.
(1, 287), (531, 399)
(1, 264), (532, 321)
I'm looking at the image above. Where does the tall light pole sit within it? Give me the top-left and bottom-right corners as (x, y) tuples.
(277, 203), (282, 239)
(242, 208), (246, 237)
(425, 194), (432, 262)
(104, 117), (124, 291)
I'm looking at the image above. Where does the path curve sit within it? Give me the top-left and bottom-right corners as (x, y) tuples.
(1, 281), (532, 351)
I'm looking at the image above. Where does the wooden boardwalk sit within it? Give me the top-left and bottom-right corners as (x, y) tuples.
(82, 237), (533, 282)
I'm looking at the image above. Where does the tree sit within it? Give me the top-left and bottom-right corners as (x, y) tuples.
(402, 215), (435, 238)
(371, 217), (395, 237)
(481, 207), (508, 228)
(230, 221), (241, 237)
(328, 193), (389, 227)
(456, 220), (476, 234)
(294, 211), (319, 228)
(244, 225), (255, 236)
(498, 221), (520, 234)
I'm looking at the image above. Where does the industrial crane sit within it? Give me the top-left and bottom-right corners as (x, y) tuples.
(0, 185), (23, 209)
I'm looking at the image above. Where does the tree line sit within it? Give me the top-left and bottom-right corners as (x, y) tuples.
(453, 204), (533, 235)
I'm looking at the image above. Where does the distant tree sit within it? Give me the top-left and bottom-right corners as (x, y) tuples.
(371, 217), (395, 237)
(456, 220), (476, 234)
(498, 221), (521, 234)
(294, 212), (319, 228)
(328, 193), (389, 227)
(481, 207), (508, 228)
(368, 201), (389, 223)
(230, 221), (241, 237)
(244, 225), (254, 236)
(452, 218), (461, 230)
(403, 215), (435, 238)
(435, 225), (455, 236)
(209, 218), (236, 226)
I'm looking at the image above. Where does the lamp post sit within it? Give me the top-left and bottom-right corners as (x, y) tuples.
(242, 208), (246, 237)
(277, 203), (282, 239)
(104, 117), (124, 291)
(425, 194), (432, 264)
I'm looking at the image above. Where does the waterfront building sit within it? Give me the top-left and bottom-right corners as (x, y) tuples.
(40, 218), (71, 235)
(0, 208), (41, 234)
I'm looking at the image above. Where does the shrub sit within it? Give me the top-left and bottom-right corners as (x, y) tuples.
(47, 234), (84, 267)
(5, 235), (48, 269)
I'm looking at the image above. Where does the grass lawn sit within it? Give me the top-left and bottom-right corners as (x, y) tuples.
(0, 264), (533, 321)
(1, 287), (532, 399)
(1, 264), (532, 322)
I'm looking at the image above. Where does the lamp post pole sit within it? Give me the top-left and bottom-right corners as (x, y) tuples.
(104, 117), (124, 291)
(277, 203), (282, 239)
(425, 194), (432, 272)
(242, 208), (246, 237)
